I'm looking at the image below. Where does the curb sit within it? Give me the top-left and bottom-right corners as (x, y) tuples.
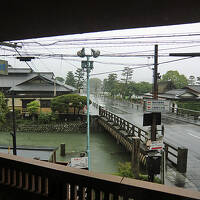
(162, 114), (200, 127)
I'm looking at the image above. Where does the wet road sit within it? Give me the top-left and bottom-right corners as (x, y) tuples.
(91, 95), (200, 191)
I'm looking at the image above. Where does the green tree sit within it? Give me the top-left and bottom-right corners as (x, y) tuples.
(121, 67), (133, 85)
(121, 67), (134, 98)
(74, 68), (85, 92)
(134, 82), (152, 95)
(0, 92), (8, 126)
(161, 70), (188, 89)
(119, 81), (152, 99)
(65, 71), (76, 87)
(102, 78), (109, 94)
(106, 73), (119, 97)
(51, 94), (90, 115)
(27, 100), (40, 121)
(55, 76), (65, 83)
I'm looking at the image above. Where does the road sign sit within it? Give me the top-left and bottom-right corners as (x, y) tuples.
(149, 140), (164, 150)
(0, 60), (8, 75)
(145, 99), (170, 112)
(81, 60), (93, 69)
(70, 157), (88, 169)
(143, 112), (161, 126)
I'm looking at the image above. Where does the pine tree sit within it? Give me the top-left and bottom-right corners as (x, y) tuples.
(65, 71), (76, 87)
(74, 68), (85, 92)
(121, 67), (134, 98)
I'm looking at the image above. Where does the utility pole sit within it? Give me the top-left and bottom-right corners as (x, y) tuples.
(151, 44), (158, 141)
(11, 91), (17, 155)
(77, 48), (100, 171)
(0, 42), (21, 156)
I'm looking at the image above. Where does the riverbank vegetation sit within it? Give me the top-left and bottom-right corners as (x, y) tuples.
(0, 92), (9, 127)
(51, 94), (89, 115)
(0, 94), (89, 132)
(115, 162), (161, 184)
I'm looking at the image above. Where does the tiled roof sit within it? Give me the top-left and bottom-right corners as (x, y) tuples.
(185, 85), (200, 94)
(11, 83), (72, 92)
(0, 67), (77, 93)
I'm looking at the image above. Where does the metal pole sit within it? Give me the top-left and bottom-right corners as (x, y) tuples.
(86, 56), (91, 170)
(78, 48), (99, 171)
(11, 91), (17, 155)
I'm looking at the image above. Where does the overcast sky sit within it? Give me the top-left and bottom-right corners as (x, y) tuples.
(1, 22), (200, 83)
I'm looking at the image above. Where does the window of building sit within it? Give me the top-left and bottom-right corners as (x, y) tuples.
(22, 99), (35, 108)
(40, 100), (51, 108)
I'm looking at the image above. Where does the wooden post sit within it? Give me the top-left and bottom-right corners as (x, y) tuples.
(99, 106), (101, 116)
(165, 144), (169, 160)
(60, 143), (65, 156)
(131, 137), (140, 179)
(53, 151), (56, 163)
(177, 147), (188, 173)
(138, 129), (141, 139)
(151, 44), (158, 142)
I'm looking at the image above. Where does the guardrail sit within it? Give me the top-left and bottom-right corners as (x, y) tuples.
(170, 107), (200, 121)
(99, 106), (188, 173)
(0, 153), (199, 200)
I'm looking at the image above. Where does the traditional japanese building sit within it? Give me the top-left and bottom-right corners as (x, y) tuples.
(0, 67), (77, 114)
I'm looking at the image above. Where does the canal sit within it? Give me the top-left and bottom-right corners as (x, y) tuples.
(0, 131), (130, 174)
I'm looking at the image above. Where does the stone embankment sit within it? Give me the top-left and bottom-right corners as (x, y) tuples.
(1, 121), (87, 133)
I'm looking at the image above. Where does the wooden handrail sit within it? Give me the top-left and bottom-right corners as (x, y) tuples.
(0, 153), (199, 200)
(99, 106), (149, 143)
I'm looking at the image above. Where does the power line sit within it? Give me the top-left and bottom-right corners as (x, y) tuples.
(17, 32), (200, 45)
(91, 57), (194, 76)
(21, 40), (200, 47)
(14, 48), (34, 71)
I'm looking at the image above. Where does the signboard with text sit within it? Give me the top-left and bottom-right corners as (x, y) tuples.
(145, 99), (170, 112)
(0, 60), (8, 75)
(149, 140), (164, 150)
(71, 157), (88, 169)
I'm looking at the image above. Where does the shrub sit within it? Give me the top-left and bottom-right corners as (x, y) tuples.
(38, 112), (58, 124)
(51, 94), (91, 114)
(27, 100), (40, 115)
(38, 113), (51, 124)
(116, 162), (161, 184)
(0, 92), (9, 126)
(117, 162), (134, 178)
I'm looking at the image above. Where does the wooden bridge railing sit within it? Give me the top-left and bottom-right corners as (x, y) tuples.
(99, 106), (149, 145)
(0, 153), (199, 200)
(99, 106), (188, 173)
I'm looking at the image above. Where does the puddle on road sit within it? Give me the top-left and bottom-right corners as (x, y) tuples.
(166, 166), (198, 190)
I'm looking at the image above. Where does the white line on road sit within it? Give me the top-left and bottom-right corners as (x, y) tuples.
(186, 132), (200, 140)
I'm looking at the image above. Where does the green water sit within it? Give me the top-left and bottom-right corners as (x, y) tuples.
(0, 131), (130, 174)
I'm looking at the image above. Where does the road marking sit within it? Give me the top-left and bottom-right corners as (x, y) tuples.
(187, 132), (200, 140)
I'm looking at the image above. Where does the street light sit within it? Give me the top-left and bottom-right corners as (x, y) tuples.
(77, 48), (100, 171)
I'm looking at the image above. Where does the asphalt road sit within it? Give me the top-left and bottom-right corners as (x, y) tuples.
(91, 95), (200, 191)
